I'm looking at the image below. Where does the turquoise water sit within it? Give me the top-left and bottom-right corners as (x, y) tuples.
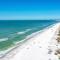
(0, 20), (57, 51)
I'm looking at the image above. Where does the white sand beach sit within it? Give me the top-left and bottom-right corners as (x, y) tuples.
(0, 23), (60, 60)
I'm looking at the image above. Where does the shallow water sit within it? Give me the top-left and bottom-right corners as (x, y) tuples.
(0, 20), (57, 51)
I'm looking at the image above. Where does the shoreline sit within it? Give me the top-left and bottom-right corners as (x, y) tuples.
(0, 23), (60, 59)
(0, 23), (56, 57)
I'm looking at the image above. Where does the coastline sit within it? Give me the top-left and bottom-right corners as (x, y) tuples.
(0, 23), (56, 57)
(0, 23), (60, 60)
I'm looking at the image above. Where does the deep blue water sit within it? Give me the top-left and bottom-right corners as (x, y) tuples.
(0, 20), (57, 50)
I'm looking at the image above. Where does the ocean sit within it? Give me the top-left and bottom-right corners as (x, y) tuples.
(0, 20), (57, 51)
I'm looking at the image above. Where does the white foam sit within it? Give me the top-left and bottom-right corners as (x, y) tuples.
(25, 29), (31, 32)
(0, 38), (8, 42)
(17, 29), (31, 35)
(17, 32), (25, 35)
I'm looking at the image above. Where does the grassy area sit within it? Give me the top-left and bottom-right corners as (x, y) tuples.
(56, 29), (60, 43)
(55, 49), (60, 59)
(55, 27), (60, 60)
(56, 37), (60, 43)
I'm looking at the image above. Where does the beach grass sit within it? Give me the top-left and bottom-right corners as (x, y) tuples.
(56, 28), (60, 43)
(55, 26), (60, 60)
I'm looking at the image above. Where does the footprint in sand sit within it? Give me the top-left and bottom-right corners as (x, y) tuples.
(39, 46), (42, 48)
(49, 58), (51, 60)
(26, 47), (30, 49)
(48, 49), (52, 54)
(33, 41), (36, 44)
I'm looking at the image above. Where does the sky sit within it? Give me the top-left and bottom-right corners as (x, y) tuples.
(0, 0), (60, 20)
